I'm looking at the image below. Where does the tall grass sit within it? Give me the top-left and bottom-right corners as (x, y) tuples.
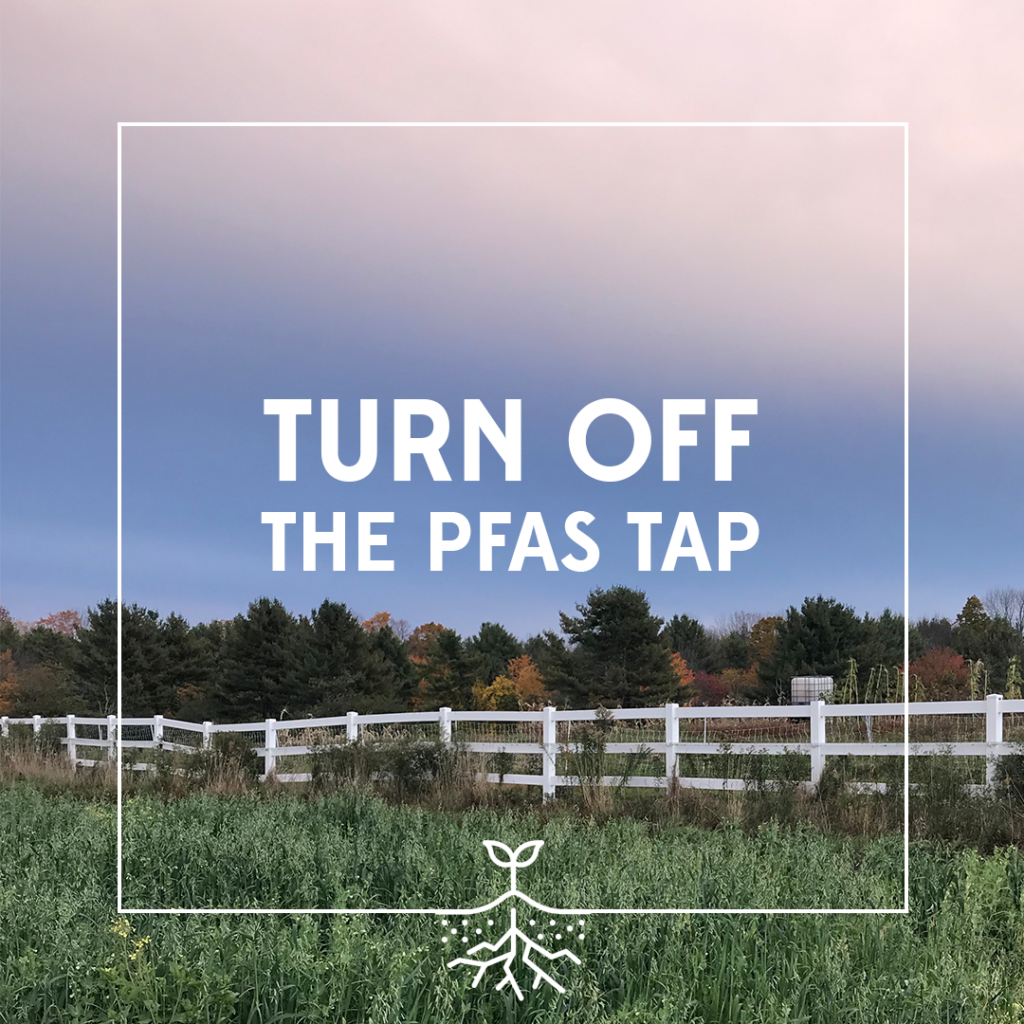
(117, 789), (903, 910)
(2, 781), (1024, 1023)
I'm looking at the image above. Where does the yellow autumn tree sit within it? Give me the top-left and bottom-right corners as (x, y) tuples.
(472, 674), (521, 711)
(473, 654), (550, 710)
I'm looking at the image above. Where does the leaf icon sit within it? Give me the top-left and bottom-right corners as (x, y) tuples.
(482, 841), (516, 867)
(482, 839), (545, 869)
(511, 840), (543, 867)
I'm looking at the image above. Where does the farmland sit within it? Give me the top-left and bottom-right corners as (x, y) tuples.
(3, 780), (1024, 1023)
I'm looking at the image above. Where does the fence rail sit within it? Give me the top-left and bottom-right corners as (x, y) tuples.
(2, 696), (1020, 798)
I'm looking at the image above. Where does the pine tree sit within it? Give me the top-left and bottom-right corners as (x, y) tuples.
(466, 622), (523, 686)
(75, 599), (118, 714)
(218, 598), (304, 720)
(560, 587), (677, 707)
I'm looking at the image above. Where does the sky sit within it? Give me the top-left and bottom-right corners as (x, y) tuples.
(1, 2), (1021, 640)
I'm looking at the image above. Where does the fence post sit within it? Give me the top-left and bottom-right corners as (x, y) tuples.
(152, 714), (164, 750)
(664, 702), (679, 790)
(107, 714), (117, 761)
(986, 693), (1004, 787)
(264, 718), (277, 778)
(347, 711), (359, 744)
(33, 714), (41, 740)
(439, 707), (452, 746)
(66, 714), (77, 767)
(1, 716), (8, 740)
(810, 700), (826, 786)
(202, 721), (213, 750)
(542, 706), (557, 802)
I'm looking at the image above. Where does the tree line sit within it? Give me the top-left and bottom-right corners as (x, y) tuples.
(0, 587), (1021, 721)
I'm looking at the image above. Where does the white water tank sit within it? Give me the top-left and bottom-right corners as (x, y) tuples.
(790, 676), (833, 704)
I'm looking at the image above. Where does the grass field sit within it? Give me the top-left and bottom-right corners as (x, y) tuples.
(3, 780), (1024, 1023)
(120, 788), (906, 911)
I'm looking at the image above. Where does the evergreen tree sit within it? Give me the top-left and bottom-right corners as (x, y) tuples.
(303, 599), (414, 714)
(758, 596), (866, 703)
(951, 595), (1023, 682)
(857, 608), (922, 675)
(75, 599), (118, 714)
(305, 599), (366, 706)
(715, 631), (752, 672)
(465, 622), (523, 686)
(160, 613), (220, 720)
(559, 586), (677, 707)
(421, 628), (474, 710)
(121, 604), (174, 716)
(523, 631), (573, 701)
(661, 614), (720, 674)
(366, 622), (418, 710)
(16, 624), (78, 672)
(218, 598), (304, 720)
(915, 616), (954, 653)
(953, 596), (991, 662)
(75, 600), (178, 715)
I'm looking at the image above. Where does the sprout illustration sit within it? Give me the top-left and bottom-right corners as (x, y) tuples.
(482, 840), (542, 889)
(443, 839), (584, 1000)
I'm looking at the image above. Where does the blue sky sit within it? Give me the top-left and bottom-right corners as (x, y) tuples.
(2, 7), (1021, 640)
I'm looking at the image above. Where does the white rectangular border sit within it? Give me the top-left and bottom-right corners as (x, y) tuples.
(117, 121), (910, 916)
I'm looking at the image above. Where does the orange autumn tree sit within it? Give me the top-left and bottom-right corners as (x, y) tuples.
(408, 622), (446, 663)
(507, 655), (548, 705)
(361, 611), (392, 633)
(36, 610), (82, 638)
(0, 649), (19, 715)
(669, 651), (696, 704)
(910, 647), (970, 700)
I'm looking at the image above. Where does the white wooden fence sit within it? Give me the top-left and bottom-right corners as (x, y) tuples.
(2, 695), (1020, 798)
